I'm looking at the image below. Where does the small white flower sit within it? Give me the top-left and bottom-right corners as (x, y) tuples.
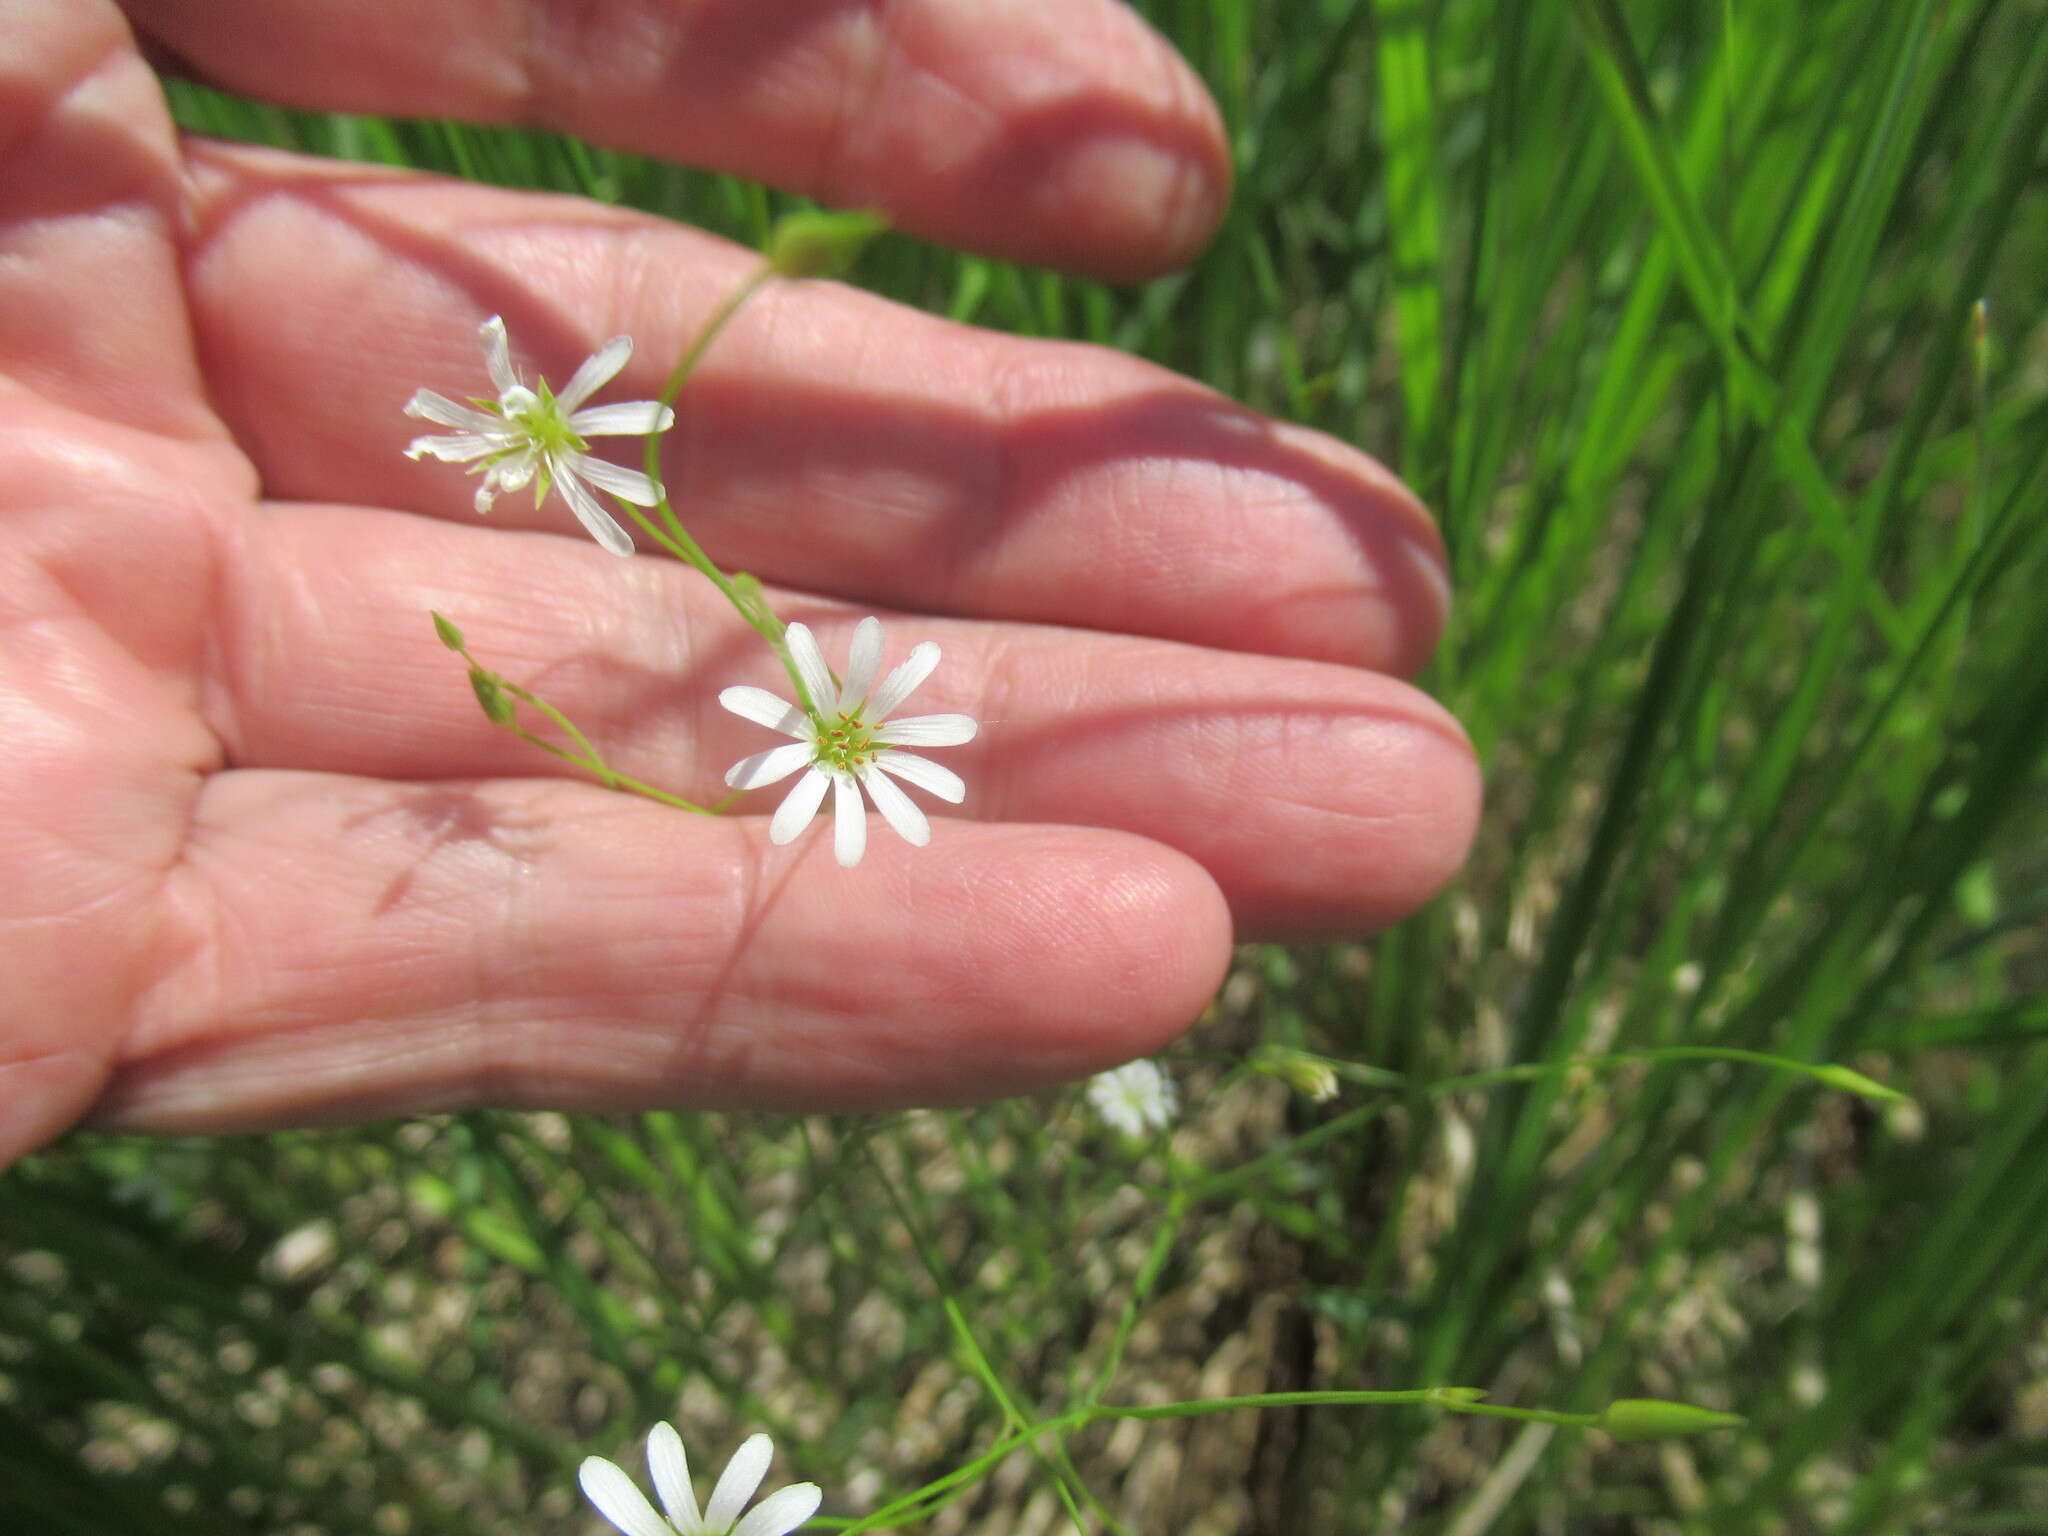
(404, 314), (674, 557)
(1086, 1059), (1178, 1139)
(579, 1423), (821, 1536)
(720, 617), (978, 868)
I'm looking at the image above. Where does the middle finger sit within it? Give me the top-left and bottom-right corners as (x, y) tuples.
(182, 140), (1449, 676)
(209, 500), (1480, 939)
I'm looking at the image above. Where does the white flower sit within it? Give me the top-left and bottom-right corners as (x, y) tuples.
(1086, 1059), (1178, 1139)
(578, 1424), (821, 1536)
(404, 314), (674, 557)
(720, 617), (978, 868)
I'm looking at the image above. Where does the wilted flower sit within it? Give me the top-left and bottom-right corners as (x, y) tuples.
(579, 1423), (820, 1536)
(404, 314), (673, 557)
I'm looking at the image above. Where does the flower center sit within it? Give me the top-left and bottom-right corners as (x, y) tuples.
(499, 382), (587, 457)
(812, 711), (877, 772)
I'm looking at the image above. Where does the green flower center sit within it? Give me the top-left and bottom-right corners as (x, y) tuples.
(507, 397), (586, 456)
(491, 379), (587, 458)
(813, 711), (877, 773)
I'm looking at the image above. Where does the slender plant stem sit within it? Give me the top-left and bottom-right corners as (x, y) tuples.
(632, 266), (824, 712)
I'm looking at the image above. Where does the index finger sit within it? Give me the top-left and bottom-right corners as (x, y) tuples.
(122, 0), (1231, 281)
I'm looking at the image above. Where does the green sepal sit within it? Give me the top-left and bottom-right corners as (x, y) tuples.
(766, 209), (890, 280)
(431, 611), (467, 652)
(469, 667), (516, 726)
(1596, 1398), (1745, 1442)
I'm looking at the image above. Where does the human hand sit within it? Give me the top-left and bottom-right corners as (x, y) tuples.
(0, 0), (1478, 1166)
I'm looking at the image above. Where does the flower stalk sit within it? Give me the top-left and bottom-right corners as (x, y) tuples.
(407, 210), (940, 859)
(431, 611), (723, 815)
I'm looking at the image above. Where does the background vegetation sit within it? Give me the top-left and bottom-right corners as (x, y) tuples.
(6, 0), (2047, 1530)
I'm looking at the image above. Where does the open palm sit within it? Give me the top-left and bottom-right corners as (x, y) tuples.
(0, 0), (1478, 1166)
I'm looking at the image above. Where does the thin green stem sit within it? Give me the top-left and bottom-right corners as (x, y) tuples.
(653, 267), (779, 423)
(504, 727), (725, 813)
(1419, 1048), (1908, 1104)
(859, 1142), (1096, 1531)
(1083, 1183), (1188, 1408)
(631, 266), (822, 712)
(440, 631), (726, 813)
(829, 1388), (1595, 1531)
(499, 680), (617, 786)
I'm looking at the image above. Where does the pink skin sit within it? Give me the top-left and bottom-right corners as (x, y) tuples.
(0, 0), (1481, 1167)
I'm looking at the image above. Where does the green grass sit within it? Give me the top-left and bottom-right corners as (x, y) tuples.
(6, 0), (2048, 1530)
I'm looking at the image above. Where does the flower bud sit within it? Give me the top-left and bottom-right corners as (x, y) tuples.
(432, 611), (467, 652)
(1254, 1045), (1341, 1102)
(766, 209), (889, 280)
(1596, 1398), (1744, 1442)
(470, 668), (515, 727)
(1806, 1064), (1908, 1104)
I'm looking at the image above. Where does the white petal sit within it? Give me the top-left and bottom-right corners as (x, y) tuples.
(647, 1423), (700, 1532)
(704, 1435), (774, 1532)
(557, 466), (637, 557)
(783, 624), (840, 716)
(839, 617), (884, 713)
(570, 453), (662, 506)
(719, 686), (808, 737)
(859, 763), (929, 847)
(831, 772), (868, 868)
(558, 334), (633, 412)
(475, 451), (535, 512)
(731, 1483), (824, 1536)
(483, 448), (538, 495)
(498, 383), (541, 416)
(479, 315), (517, 395)
(405, 388), (502, 432)
(1088, 1060), (1176, 1137)
(875, 751), (965, 804)
(867, 641), (940, 720)
(874, 713), (977, 748)
(770, 769), (830, 845)
(578, 1457), (674, 1536)
(404, 432), (501, 463)
(571, 401), (676, 437)
(726, 742), (814, 791)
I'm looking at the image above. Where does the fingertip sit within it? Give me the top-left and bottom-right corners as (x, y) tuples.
(996, 99), (1232, 282)
(1381, 712), (1483, 919)
(1253, 423), (1451, 674)
(2, 1050), (114, 1170)
(752, 823), (1233, 1102)
(804, 0), (1234, 280)
(1029, 0), (1234, 280)
(981, 825), (1234, 1064)
(1285, 704), (1483, 940)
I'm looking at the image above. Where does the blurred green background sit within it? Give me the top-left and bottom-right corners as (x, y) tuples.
(6, 0), (2046, 1531)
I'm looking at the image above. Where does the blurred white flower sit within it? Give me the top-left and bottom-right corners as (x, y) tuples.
(1086, 1059), (1178, 1138)
(721, 617), (977, 868)
(579, 1423), (820, 1536)
(261, 1218), (337, 1283)
(404, 314), (673, 557)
